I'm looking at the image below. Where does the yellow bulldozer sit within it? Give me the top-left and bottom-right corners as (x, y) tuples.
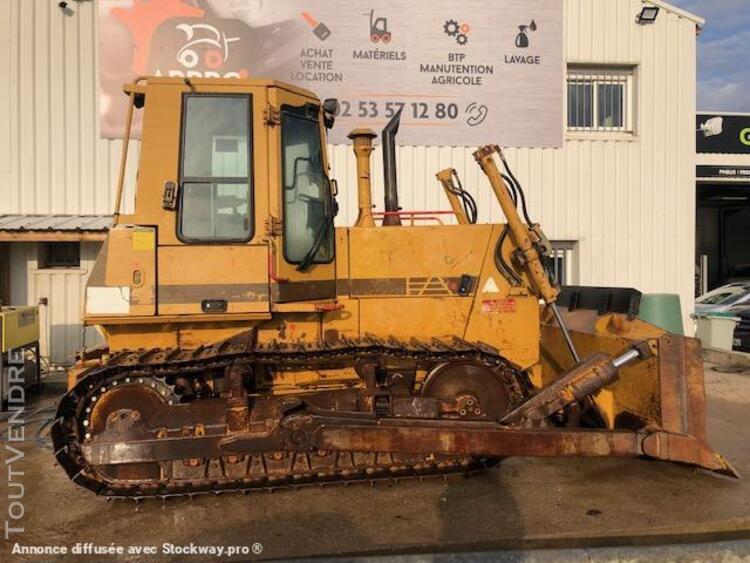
(52, 77), (736, 499)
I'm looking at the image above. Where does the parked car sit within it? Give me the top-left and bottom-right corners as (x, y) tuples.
(695, 282), (750, 314)
(728, 304), (750, 353)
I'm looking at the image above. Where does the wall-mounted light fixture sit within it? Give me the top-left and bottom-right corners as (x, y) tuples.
(57, 0), (91, 17)
(58, 1), (73, 16)
(698, 117), (724, 138)
(636, 6), (660, 24)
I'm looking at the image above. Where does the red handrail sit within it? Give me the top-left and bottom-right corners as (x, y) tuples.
(372, 210), (456, 226)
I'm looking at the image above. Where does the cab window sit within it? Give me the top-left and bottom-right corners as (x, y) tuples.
(179, 94), (253, 242)
(281, 104), (334, 264)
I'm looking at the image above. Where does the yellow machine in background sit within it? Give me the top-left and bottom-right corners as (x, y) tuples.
(51, 77), (735, 500)
(1, 305), (41, 409)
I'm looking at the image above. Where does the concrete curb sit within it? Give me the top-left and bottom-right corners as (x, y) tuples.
(702, 346), (750, 369)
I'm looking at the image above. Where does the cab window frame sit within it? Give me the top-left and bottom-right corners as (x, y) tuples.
(176, 92), (255, 245)
(280, 103), (335, 266)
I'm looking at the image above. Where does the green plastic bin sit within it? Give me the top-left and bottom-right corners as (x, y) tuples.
(638, 294), (684, 335)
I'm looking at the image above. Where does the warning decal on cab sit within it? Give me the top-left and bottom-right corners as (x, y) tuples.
(481, 298), (516, 314)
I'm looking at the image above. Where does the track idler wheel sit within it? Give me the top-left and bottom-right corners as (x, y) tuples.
(421, 361), (513, 420)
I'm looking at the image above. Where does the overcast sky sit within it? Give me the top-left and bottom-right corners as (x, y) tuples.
(670, 0), (750, 112)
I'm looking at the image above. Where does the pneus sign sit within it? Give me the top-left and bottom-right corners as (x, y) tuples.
(99, 0), (563, 147)
(697, 114), (750, 154)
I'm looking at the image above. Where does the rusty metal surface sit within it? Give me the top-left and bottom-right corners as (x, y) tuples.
(52, 333), (528, 499)
(642, 431), (738, 478)
(317, 426), (643, 459)
(659, 334), (690, 435)
(51, 327), (737, 501)
(501, 354), (617, 425)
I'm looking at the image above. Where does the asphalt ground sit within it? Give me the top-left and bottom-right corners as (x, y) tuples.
(1, 365), (749, 561)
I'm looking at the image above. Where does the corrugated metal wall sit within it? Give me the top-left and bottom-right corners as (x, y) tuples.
(1, 0), (139, 216)
(2, 0), (701, 335)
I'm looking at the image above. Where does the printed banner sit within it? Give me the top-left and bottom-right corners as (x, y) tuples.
(99, 0), (563, 147)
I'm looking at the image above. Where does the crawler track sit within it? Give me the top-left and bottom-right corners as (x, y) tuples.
(52, 333), (528, 500)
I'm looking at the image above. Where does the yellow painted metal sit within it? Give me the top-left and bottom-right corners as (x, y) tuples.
(82, 78), (546, 376)
(157, 245), (270, 315)
(101, 322), (256, 352)
(0, 306), (39, 353)
(473, 145), (559, 304)
(113, 85), (138, 220)
(86, 225), (156, 318)
(347, 225), (488, 284)
(465, 227), (539, 370)
(436, 168), (469, 225)
(348, 129), (377, 228)
(540, 308), (666, 429)
(267, 84), (337, 302)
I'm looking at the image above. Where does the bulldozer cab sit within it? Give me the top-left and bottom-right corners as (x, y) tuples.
(104, 77), (336, 321)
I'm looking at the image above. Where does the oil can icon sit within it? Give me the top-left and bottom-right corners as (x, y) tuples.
(515, 20), (537, 48)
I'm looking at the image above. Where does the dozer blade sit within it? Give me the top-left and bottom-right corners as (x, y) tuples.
(538, 303), (738, 478)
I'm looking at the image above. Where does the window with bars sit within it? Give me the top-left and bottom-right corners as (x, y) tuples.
(39, 242), (81, 269)
(567, 67), (634, 133)
(548, 242), (578, 287)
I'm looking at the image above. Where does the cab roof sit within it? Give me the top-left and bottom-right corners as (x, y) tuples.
(124, 76), (320, 101)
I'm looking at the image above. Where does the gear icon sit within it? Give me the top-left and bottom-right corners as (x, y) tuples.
(456, 33), (468, 46)
(443, 19), (459, 37)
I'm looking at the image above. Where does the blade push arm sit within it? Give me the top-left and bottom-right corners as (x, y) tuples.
(473, 145), (559, 304)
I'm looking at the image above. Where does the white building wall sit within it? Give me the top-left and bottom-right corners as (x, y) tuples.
(2, 0), (701, 332)
(698, 153), (750, 168)
(9, 241), (102, 365)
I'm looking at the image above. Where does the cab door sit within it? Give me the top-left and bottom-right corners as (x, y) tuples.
(156, 84), (271, 316)
(268, 86), (337, 303)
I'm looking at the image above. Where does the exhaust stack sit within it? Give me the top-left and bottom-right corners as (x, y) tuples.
(382, 110), (402, 226)
(348, 128), (377, 228)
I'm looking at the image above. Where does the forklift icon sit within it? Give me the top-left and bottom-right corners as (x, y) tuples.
(365, 9), (391, 43)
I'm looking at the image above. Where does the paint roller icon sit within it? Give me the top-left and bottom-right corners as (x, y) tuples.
(302, 11), (331, 41)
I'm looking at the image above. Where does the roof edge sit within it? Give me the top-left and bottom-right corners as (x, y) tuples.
(645, 0), (705, 26)
(698, 111), (750, 117)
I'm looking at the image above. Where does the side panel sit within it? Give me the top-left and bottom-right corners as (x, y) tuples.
(342, 224), (539, 370)
(359, 297), (472, 340)
(157, 245), (269, 315)
(347, 225), (490, 298)
(342, 224), (537, 369)
(464, 225), (540, 370)
(85, 225), (156, 318)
